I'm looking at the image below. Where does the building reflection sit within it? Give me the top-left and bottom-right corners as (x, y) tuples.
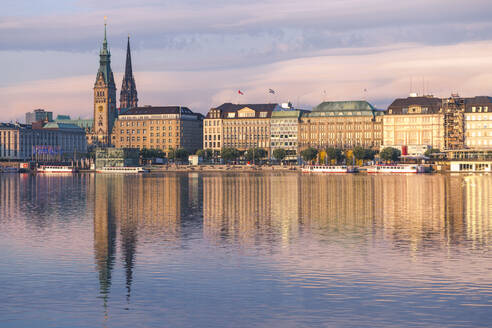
(203, 173), (273, 245)
(91, 173), (198, 311)
(202, 173), (492, 252)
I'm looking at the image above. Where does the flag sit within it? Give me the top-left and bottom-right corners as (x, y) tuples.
(238, 90), (244, 95)
(269, 89), (275, 94)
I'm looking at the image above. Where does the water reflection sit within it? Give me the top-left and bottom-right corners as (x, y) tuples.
(91, 173), (203, 310)
(1, 172), (491, 327)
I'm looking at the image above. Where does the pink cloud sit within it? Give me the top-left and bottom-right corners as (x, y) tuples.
(2, 41), (492, 122)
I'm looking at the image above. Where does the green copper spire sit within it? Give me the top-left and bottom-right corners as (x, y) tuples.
(95, 18), (115, 87)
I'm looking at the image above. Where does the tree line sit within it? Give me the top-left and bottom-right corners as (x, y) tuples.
(139, 145), (404, 164)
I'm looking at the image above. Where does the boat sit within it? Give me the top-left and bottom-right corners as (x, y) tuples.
(37, 165), (77, 173)
(0, 166), (19, 173)
(97, 166), (148, 173)
(302, 165), (357, 173)
(366, 164), (426, 174)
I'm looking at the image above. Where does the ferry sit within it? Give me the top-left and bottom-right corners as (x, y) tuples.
(366, 164), (426, 174)
(302, 165), (357, 173)
(37, 165), (77, 173)
(97, 166), (148, 173)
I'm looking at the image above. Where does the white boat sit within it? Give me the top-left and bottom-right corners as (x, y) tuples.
(302, 165), (357, 173)
(97, 166), (148, 173)
(366, 164), (426, 174)
(37, 165), (76, 173)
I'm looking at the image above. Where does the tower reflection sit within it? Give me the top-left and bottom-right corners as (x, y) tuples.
(92, 173), (196, 312)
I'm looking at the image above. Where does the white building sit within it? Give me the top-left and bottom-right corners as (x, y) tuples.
(464, 97), (492, 149)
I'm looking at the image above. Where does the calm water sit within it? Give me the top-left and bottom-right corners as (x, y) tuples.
(0, 172), (491, 327)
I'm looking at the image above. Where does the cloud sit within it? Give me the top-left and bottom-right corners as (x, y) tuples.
(2, 0), (492, 55)
(2, 41), (492, 123)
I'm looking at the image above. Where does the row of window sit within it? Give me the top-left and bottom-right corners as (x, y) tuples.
(119, 136), (180, 144)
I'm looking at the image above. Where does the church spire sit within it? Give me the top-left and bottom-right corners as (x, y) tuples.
(125, 35), (133, 77)
(120, 35), (138, 111)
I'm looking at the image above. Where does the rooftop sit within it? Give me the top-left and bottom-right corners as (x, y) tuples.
(313, 101), (376, 112)
(122, 106), (196, 116)
(387, 96), (442, 114)
(207, 103), (278, 119)
(307, 100), (383, 117)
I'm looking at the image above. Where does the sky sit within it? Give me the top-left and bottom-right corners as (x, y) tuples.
(1, 0), (492, 122)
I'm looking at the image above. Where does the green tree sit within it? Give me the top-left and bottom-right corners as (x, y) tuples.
(325, 147), (344, 164)
(353, 146), (376, 161)
(205, 149), (213, 160)
(167, 148), (175, 161)
(353, 146), (366, 161)
(196, 149), (205, 158)
(140, 148), (165, 160)
(380, 147), (401, 162)
(221, 147), (240, 163)
(301, 147), (318, 163)
(424, 148), (440, 157)
(273, 148), (287, 162)
(245, 148), (267, 162)
(174, 148), (189, 162)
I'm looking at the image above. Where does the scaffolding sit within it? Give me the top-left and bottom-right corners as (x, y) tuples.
(443, 96), (465, 150)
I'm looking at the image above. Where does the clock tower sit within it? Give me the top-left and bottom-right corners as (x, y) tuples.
(93, 21), (117, 146)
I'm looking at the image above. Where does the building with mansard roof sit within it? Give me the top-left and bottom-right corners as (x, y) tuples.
(204, 103), (279, 155)
(299, 100), (384, 151)
(382, 95), (445, 154)
(464, 96), (492, 149)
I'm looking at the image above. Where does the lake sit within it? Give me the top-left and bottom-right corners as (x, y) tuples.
(0, 172), (491, 327)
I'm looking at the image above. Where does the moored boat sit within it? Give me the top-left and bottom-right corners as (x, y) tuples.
(97, 166), (148, 173)
(366, 164), (426, 174)
(0, 166), (19, 173)
(302, 165), (357, 173)
(37, 165), (77, 173)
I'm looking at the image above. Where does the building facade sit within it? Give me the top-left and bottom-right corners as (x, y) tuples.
(270, 109), (307, 161)
(111, 106), (203, 156)
(299, 101), (383, 151)
(92, 23), (117, 146)
(203, 103), (277, 156)
(383, 96), (444, 154)
(119, 36), (138, 112)
(0, 122), (87, 160)
(25, 109), (53, 125)
(464, 96), (492, 149)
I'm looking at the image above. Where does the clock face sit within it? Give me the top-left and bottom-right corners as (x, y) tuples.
(98, 106), (103, 113)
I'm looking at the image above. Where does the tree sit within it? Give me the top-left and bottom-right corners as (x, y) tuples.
(353, 146), (376, 161)
(353, 146), (366, 161)
(140, 148), (165, 160)
(196, 149), (205, 158)
(245, 148), (267, 162)
(221, 147), (240, 163)
(174, 148), (189, 162)
(380, 147), (401, 162)
(167, 148), (175, 161)
(205, 149), (213, 160)
(273, 148), (287, 162)
(424, 148), (440, 158)
(326, 147), (344, 164)
(301, 147), (318, 163)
